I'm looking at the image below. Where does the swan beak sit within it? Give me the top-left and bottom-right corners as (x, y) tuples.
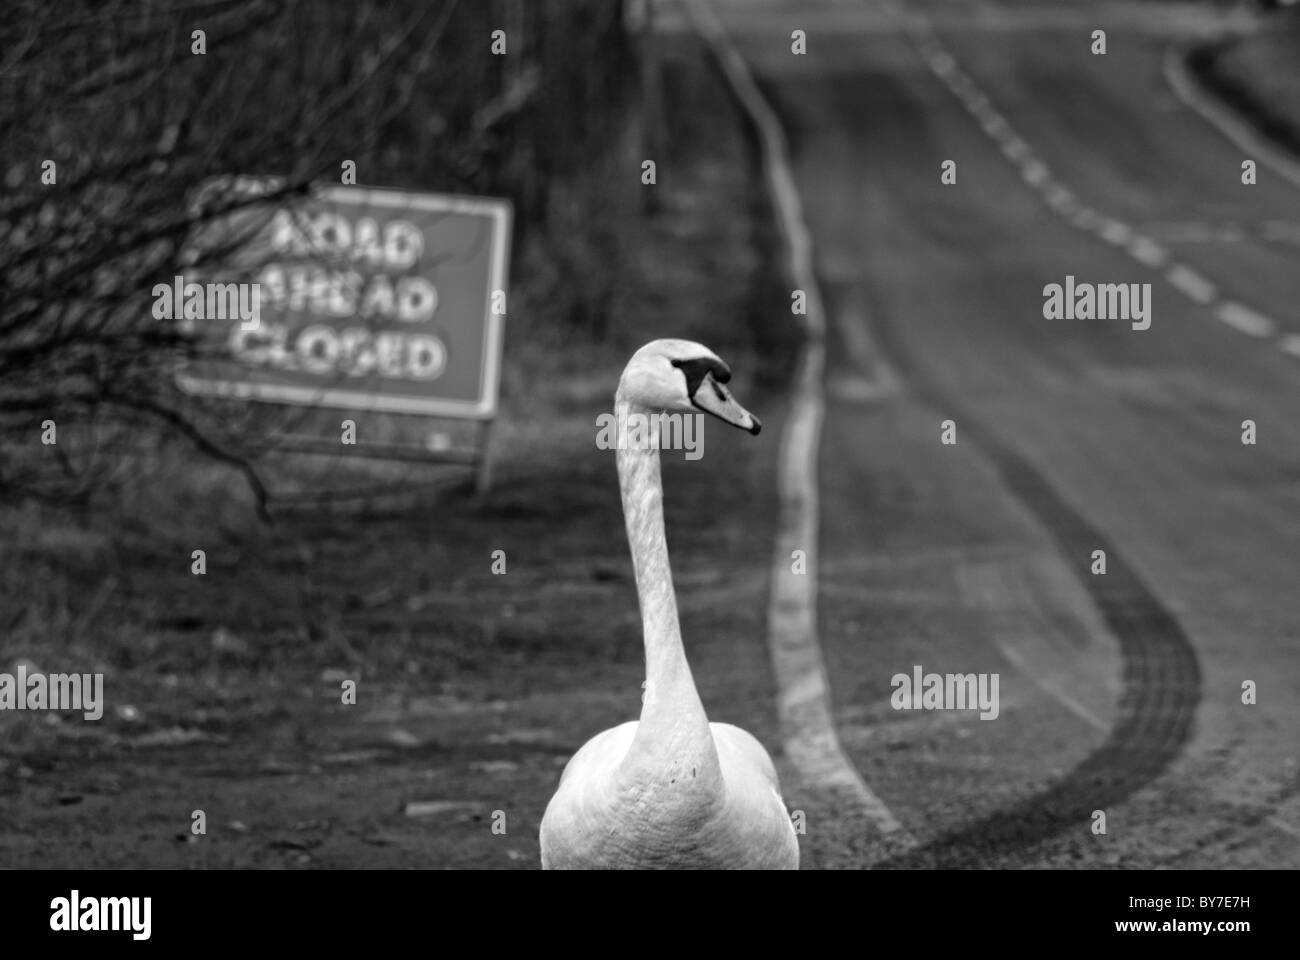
(691, 372), (762, 435)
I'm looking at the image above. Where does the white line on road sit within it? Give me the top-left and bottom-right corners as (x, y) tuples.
(889, 1), (1296, 362)
(1096, 217), (1133, 247)
(1165, 264), (1218, 304)
(1128, 235), (1170, 269)
(1020, 159), (1051, 186)
(999, 137), (1031, 163)
(1215, 301), (1276, 338)
(683, 0), (914, 850)
(981, 114), (1011, 137)
(1043, 183), (1078, 214)
(1071, 207), (1101, 230)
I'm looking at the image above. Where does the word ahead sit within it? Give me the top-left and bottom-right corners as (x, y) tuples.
(178, 182), (511, 419)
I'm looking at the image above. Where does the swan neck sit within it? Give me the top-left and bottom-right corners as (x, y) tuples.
(614, 397), (719, 781)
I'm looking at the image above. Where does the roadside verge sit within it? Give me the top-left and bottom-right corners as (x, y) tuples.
(1169, 24), (1300, 191)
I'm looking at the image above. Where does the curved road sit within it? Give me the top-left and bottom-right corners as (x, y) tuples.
(683, 0), (1300, 868)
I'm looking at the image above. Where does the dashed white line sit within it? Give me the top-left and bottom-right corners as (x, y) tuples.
(892, 4), (1296, 361)
(1096, 218), (1133, 247)
(1165, 264), (1218, 304)
(1278, 334), (1300, 358)
(1128, 235), (1170, 269)
(1020, 159), (1051, 186)
(999, 137), (1031, 162)
(1215, 302), (1276, 338)
(1071, 207), (1101, 230)
(1043, 183), (1078, 213)
(981, 114), (1011, 137)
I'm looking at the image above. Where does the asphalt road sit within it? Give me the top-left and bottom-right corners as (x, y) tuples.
(685, 0), (1300, 868)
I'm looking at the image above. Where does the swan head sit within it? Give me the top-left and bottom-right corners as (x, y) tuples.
(616, 339), (762, 435)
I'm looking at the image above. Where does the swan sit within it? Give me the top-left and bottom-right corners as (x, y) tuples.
(540, 339), (800, 869)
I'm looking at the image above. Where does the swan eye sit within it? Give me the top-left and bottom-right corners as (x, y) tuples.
(670, 356), (731, 397)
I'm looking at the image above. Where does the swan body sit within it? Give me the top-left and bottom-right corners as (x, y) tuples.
(540, 339), (799, 870)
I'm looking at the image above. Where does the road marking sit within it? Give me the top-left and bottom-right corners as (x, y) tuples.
(683, 0), (914, 849)
(1000, 137), (1031, 162)
(1096, 217), (1132, 247)
(1043, 183), (1078, 214)
(1020, 159), (1050, 186)
(1165, 264), (1218, 304)
(1215, 301), (1276, 338)
(1071, 207), (1101, 230)
(981, 114), (1010, 137)
(887, 2), (1296, 361)
(1128, 235), (1170, 269)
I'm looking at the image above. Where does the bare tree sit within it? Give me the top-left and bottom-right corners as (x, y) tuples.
(0, 0), (636, 509)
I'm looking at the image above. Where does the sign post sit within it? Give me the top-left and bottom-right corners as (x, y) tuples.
(177, 180), (511, 492)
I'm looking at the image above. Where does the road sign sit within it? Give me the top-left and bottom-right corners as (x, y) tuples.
(177, 181), (511, 421)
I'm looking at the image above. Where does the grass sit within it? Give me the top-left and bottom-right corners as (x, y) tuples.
(1191, 14), (1300, 156)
